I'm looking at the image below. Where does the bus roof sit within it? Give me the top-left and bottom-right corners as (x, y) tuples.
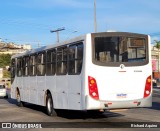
(11, 34), (86, 59)
(11, 31), (148, 59)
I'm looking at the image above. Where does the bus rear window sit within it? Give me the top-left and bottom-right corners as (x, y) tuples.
(94, 37), (147, 64)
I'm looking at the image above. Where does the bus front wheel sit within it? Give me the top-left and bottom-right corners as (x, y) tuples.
(16, 90), (24, 107)
(46, 94), (57, 116)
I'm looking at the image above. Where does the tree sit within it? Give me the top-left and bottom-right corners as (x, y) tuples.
(0, 54), (11, 68)
(155, 40), (160, 49)
(0, 54), (11, 78)
(3, 69), (10, 78)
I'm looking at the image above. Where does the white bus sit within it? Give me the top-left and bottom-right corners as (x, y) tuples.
(10, 32), (152, 116)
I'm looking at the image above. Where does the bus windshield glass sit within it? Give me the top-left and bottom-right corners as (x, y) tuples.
(94, 36), (147, 65)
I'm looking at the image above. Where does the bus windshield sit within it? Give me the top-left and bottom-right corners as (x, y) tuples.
(94, 36), (147, 65)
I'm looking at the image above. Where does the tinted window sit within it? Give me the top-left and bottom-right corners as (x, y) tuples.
(68, 43), (83, 75)
(94, 37), (146, 63)
(46, 49), (56, 75)
(56, 46), (67, 75)
(22, 56), (29, 76)
(17, 58), (22, 77)
(11, 59), (15, 79)
(29, 55), (36, 76)
(36, 52), (46, 76)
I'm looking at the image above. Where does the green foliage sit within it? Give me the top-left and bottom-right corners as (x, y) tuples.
(155, 41), (160, 49)
(0, 54), (11, 78)
(3, 69), (10, 78)
(0, 54), (11, 68)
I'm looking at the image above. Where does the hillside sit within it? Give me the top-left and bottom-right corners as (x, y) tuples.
(0, 54), (11, 78)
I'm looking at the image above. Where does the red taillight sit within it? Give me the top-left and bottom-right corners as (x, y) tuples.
(88, 76), (99, 100)
(144, 75), (152, 98)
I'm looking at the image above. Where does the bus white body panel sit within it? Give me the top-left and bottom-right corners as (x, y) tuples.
(53, 75), (82, 109)
(11, 75), (83, 110)
(85, 65), (152, 109)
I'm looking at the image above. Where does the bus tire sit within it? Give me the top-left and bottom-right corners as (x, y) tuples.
(87, 110), (105, 115)
(46, 94), (57, 116)
(16, 91), (23, 107)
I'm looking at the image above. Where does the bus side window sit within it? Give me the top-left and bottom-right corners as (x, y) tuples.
(52, 49), (56, 75)
(56, 46), (67, 75)
(29, 55), (36, 76)
(77, 43), (83, 74)
(46, 49), (56, 76)
(11, 59), (15, 83)
(68, 45), (76, 74)
(46, 50), (52, 75)
(68, 42), (83, 75)
(22, 56), (29, 76)
(17, 58), (22, 77)
(36, 52), (46, 76)
(11, 59), (15, 77)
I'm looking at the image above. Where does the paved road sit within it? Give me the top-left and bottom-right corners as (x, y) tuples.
(0, 89), (160, 129)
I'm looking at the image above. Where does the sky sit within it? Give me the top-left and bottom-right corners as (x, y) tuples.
(0, 0), (160, 48)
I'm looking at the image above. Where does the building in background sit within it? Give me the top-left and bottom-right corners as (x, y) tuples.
(0, 41), (31, 55)
(151, 45), (160, 79)
(0, 41), (32, 89)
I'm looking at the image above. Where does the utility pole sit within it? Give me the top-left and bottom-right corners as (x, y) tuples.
(94, 0), (97, 33)
(50, 27), (65, 43)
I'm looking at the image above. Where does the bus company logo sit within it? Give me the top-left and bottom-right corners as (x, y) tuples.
(120, 64), (125, 69)
(117, 93), (127, 98)
(2, 123), (11, 128)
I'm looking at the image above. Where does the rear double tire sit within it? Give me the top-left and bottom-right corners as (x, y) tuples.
(46, 94), (57, 116)
(87, 110), (105, 115)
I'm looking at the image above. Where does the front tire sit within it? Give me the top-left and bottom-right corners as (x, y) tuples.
(16, 91), (23, 107)
(46, 94), (57, 116)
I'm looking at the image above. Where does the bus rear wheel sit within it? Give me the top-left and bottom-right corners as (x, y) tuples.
(46, 94), (57, 116)
(87, 110), (105, 115)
